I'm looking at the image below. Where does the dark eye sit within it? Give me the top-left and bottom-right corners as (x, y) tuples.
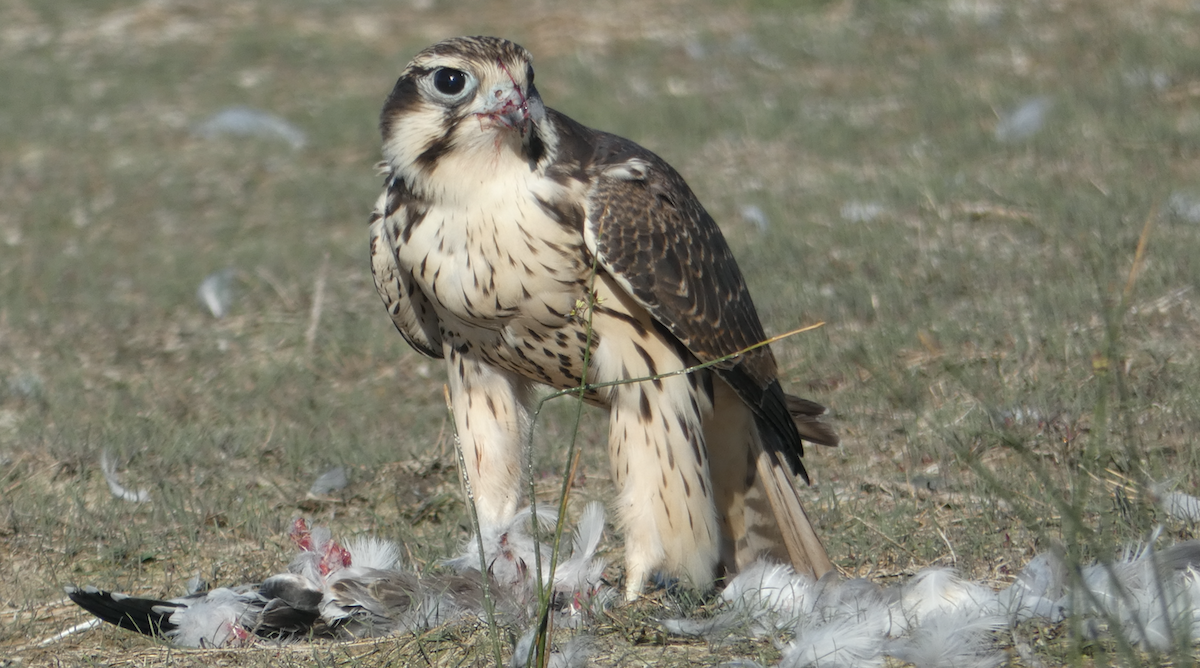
(433, 68), (467, 95)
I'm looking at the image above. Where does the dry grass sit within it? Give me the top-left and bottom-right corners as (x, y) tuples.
(3, 0), (1200, 665)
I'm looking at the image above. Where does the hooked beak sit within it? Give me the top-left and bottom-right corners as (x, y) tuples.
(476, 82), (544, 137)
(478, 86), (527, 132)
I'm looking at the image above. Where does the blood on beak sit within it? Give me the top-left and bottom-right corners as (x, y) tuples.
(477, 84), (531, 133)
(476, 59), (539, 135)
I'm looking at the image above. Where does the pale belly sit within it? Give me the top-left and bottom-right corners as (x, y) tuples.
(468, 316), (599, 391)
(394, 201), (610, 393)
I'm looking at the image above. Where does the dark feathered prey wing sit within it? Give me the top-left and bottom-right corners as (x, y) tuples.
(66, 584), (322, 642)
(581, 130), (823, 481)
(66, 586), (185, 636)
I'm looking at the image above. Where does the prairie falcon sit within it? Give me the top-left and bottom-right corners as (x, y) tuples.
(370, 36), (836, 597)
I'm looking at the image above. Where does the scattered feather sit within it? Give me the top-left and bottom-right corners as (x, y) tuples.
(553, 502), (612, 622)
(344, 535), (401, 571)
(898, 568), (1001, 628)
(99, 450), (150, 504)
(1163, 491), (1200, 522)
(1066, 536), (1200, 651)
(445, 504), (611, 618)
(786, 574), (896, 668)
(739, 204), (770, 232)
(722, 561), (814, 617)
(887, 612), (1005, 668)
(186, 574), (208, 596)
(684, 40), (708, 61)
(997, 588), (1063, 623)
(309, 466), (349, 497)
(1160, 540), (1200, 571)
(1167, 192), (1200, 224)
(67, 508), (613, 646)
(782, 606), (888, 668)
(66, 585), (265, 648)
(1153, 484), (1200, 523)
(66, 506), (1200, 661)
(1013, 551), (1066, 599)
(661, 561), (816, 638)
(196, 267), (236, 318)
(996, 550), (1067, 622)
(195, 107), (306, 149)
(445, 505), (558, 596)
(5, 371), (44, 403)
(511, 627), (593, 668)
(658, 613), (733, 638)
(35, 618), (101, 647)
(730, 561), (818, 632)
(994, 96), (1052, 142)
(990, 404), (1046, 427)
(166, 588), (260, 648)
(839, 201), (886, 223)
(891, 571), (1008, 667)
(1122, 68), (1172, 92)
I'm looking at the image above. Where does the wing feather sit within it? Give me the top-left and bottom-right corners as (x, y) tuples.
(369, 175), (443, 359)
(577, 125), (819, 478)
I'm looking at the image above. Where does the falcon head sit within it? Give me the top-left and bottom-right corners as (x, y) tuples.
(380, 36), (551, 187)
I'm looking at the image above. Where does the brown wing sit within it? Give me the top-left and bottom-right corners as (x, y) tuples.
(580, 129), (820, 480)
(369, 173), (443, 359)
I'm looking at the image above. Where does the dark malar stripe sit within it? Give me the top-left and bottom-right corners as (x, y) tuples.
(414, 115), (461, 173)
(525, 121), (546, 165)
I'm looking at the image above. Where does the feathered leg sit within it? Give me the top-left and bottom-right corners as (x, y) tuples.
(592, 304), (721, 599)
(446, 346), (534, 529)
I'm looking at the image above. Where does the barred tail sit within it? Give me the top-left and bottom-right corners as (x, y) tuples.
(751, 431), (833, 579)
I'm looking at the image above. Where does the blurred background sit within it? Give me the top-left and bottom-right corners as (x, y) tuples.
(3, 0), (1200, 663)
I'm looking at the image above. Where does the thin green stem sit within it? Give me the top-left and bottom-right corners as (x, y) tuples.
(528, 246), (605, 668)
(446, 385), (504, 667)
